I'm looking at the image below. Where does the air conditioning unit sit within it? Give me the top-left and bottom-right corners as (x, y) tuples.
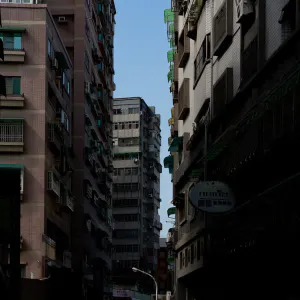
(58, 16), (68, 23)
(52, 58), (59, 70)
(148, 193), (153, 198)
(236, 0), (254, 23)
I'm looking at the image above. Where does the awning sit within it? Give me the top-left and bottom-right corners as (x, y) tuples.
(168, 136), (183, 152)
(55, 51), (69, 70)
(167, 207), (176, 217)
(0, 27), (26, 32)
(0, 164), (24, 169)
(164, 9), (174, 23)
(163, 155), (173, 168)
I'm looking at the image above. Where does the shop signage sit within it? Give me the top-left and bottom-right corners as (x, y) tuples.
(189, 181), (235, 213)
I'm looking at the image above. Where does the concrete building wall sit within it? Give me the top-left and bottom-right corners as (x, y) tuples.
(112, 97), (162, 286)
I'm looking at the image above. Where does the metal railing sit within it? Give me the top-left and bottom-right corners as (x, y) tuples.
(0, 120), (23, 143)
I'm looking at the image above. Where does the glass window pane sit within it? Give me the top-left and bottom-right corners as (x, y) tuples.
(13, 77), (21, 94)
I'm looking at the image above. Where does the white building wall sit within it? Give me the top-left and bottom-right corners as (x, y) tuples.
(265, 0), (290, 59)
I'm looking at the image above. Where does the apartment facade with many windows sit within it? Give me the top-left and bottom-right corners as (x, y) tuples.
(112, 97), (162, 292)
(165, 0), (300, 299)
(45, 0), (116, 298)
(0, 3), (74, 278)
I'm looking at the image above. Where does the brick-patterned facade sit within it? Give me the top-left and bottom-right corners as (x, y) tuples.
(0, 4), (73, 279)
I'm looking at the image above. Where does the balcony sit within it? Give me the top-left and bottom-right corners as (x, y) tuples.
(2, 49), (26, 63)
(47, 171), (60, 197)
(48, 122), (62, 154)
(0, 119), (24, 152)
(178, 78), (190, 120)
(43, 235), (56, 261)
(97, 172), (109, 193)
(168, 118), (174, 126)
(60, 190), (74, 212)
(63, 250), (72, 268)
(0, 94), (25, 108)
(178, 23), (190, 68)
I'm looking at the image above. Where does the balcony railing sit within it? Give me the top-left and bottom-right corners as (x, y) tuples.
(48, 122), (62, 154)
(43, 235), (56, 261)
(47, 171), (60, 197)
(66, 194), (74, 211)
(63, 250), (72, 268)
(0, 119), (24, 152)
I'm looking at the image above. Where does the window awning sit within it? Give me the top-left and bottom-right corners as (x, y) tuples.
(164, 9), (174, 23)
(167, 207), (176, 217)
(0, 27), (26, 33)
(55, 51), (69, 70)
(163, 155), (173, 168)
(168, 136), (183, 152)
(0, 164), (24, 169)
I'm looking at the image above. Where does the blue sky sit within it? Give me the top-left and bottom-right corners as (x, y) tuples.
(114, 0), (172, 237)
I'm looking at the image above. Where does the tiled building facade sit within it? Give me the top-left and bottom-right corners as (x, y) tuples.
(0, 0), (115, 298)
(165, 0), (300, 299)
(0, 3), (73, 278)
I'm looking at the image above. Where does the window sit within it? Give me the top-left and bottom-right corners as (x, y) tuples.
(113, 214), (139, 222)
(84, 51), (89, 73)
(67, 81), (70, 95)
(196, 240), (201, 261)
(5, 77), (21, 95)
(194, 34), (211, 84)
(113, 198), (139, 207)
(62, 72), (66, 85)
(113, 108), (122, 115)
(115, 244), (140, 253)
(113, 229), (139, 239)
(113, 183), (139, 192)
(47, 39), (52, 57)
(62, 72), (71, 96)
(128, 107), (139, 114)
(0, 32), (22, 49)
(113, 153), (139, 161)
(118, 137), (139, 147)
(190, 244), (195, 264)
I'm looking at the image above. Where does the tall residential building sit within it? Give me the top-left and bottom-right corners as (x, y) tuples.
(45, 0), (116, 298)
(112, 97), (162, 290)
(0, 3), (74, 277)
(0, 0), (116, 298)
(165, 0), (300, 299)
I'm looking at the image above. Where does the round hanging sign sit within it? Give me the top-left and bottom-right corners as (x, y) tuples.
(188, 181), (235, 213)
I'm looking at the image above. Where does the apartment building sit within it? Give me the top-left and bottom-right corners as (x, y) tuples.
(165, 0), (300, 299)
(156, 238), (172, 295)
(0, 3), (74, 278)
(112, 97), (162, 291)
(43, 0), (116, 298)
